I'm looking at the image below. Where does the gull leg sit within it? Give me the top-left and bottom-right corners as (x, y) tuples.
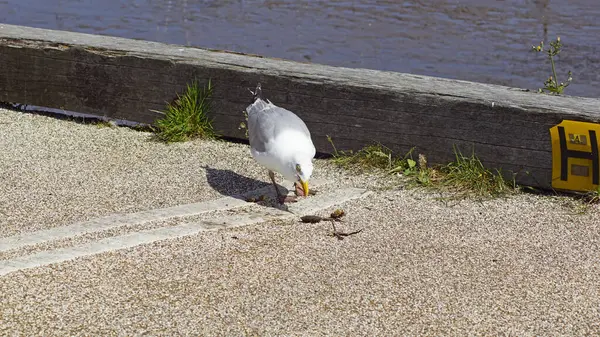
(268, 170), (281, 198)
(268, 170), (297, 204)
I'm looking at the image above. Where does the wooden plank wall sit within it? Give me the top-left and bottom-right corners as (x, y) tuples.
(1, 23), (600, 189)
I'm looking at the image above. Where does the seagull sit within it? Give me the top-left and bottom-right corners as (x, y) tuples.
(246, 83), (316, 204)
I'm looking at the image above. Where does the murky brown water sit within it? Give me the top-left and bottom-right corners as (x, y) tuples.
(1, 0), (599, 98)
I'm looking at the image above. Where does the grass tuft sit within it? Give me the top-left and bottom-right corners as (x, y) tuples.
(580, 185), (600, 205)
(94, 120), (117, 128)
(327, 137), (515, 199)
(239, 111), (249, 139)
(327, 135), (413, 172)
(435, 146), (516, 198)
(153, 79), (217, 142)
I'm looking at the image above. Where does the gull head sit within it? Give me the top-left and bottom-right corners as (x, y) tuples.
(287, 157), (313, 196)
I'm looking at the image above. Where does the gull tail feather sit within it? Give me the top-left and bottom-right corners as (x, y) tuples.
(246, 82), (274, 116)
(249, 83), (262, 102)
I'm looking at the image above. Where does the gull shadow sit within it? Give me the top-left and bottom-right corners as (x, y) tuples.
(204, 166), (291, 207)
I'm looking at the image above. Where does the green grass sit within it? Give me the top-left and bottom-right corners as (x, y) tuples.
(327, 137), (515, 199)
(581, 185), (600, 204)
(153, 79), (217, 142)
(434, 146), (516, 198)
(94, 120), (116, 128)
(327, 135), (415, 173)
(239, 111), (249, 139)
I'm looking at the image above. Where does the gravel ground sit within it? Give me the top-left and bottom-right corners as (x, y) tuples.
(0, 108), (382, 238)
(1, 108), (599, 335)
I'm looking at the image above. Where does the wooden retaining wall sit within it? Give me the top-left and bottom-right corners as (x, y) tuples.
(1, 23), (600, 189)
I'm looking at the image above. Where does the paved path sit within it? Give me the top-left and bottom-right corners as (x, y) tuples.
(1, 179), (372, 276)
(1, 108), (599, 336)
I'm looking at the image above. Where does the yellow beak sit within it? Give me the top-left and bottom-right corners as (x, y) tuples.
(301, 180), (309, 197)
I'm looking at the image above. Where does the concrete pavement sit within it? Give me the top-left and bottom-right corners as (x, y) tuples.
(1, 107), (599, 336)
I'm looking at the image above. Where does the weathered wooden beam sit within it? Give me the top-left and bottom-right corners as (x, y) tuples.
(1, 23), (599, 189)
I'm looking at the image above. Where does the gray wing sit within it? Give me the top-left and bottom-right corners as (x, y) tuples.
(246, 99), (311, 153)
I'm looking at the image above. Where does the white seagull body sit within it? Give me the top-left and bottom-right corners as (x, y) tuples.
(245, 84), (316, 203)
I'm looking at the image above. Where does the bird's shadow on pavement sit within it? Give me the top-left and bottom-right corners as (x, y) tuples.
(204, 166), (290, 208)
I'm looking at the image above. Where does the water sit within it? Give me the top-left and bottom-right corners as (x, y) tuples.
(1, 0), (599, 98)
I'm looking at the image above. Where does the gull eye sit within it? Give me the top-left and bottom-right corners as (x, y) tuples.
(295, 164), (301, 173)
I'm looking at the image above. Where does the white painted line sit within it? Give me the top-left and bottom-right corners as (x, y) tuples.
(0, 178), (326, 253)
(286, 187), (372, 214)
(0, 187), (372, 277)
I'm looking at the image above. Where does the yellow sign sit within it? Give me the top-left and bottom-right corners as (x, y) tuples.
(550, 120), (600, 192)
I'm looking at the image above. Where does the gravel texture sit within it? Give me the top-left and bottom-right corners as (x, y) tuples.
(1, 108), (599, 335)
(0, 108), (380, 238)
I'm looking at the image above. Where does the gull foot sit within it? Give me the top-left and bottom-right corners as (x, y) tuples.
(294, 182), (305, 197)
(278, 195), (298, 204)
(293, 182), (316, 197)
